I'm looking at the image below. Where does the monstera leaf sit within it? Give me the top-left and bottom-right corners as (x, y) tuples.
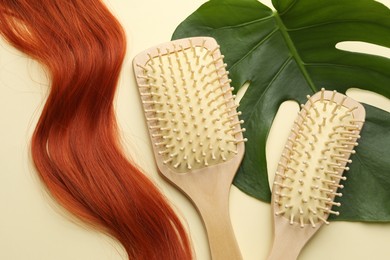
(173, 0), (390, 221)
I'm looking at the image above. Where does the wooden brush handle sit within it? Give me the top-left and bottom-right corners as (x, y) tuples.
(162, 154), (245, 260)
(267, 230), (304, 260)
(267, 217), (320, 260)
(195, 190), (242, 260)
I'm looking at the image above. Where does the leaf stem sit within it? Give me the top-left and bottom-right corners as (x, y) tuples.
(273, 11), (317, 93)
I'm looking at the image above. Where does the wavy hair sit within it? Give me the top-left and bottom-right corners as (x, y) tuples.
(0, 0), (192, 259)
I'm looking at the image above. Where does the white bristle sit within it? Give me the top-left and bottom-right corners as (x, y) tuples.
(135, 38), (245, 173)
(300, 131), (309, 140)
(307, 115), (315, 124)
(323, 102), (328, 112)
(309, 216), (316, 228)
(330, 90), (337, 103)
(320, 88), (325, 101)
(326, 201), (341, 207)
(273, 89), (364, 226)
(331, 103), (340, 114)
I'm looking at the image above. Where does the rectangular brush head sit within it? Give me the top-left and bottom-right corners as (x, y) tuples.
(133, 37), (246, 174)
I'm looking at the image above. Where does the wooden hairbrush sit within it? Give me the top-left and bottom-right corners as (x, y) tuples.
(133, 37), (246, 260)
(268, 89), (365, 260)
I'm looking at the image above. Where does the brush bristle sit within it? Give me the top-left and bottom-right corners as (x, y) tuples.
(273, 89), (365, 227)
(135, 38), (246, 173)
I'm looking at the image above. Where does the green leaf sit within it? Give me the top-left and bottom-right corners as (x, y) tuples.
(173, 0), (390, 221)
(329, 104), (390, 221)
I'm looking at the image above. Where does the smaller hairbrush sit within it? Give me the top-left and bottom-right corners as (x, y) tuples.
(133, 37), (246, 260)
(268, 89), (365, 260)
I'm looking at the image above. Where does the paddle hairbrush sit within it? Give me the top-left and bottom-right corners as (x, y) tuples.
(268, 89), (365, 260)
(133, 37), (246, 260)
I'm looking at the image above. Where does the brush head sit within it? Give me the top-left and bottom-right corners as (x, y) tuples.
(273, 89), (365, 228)
(133, 37), (246, 173)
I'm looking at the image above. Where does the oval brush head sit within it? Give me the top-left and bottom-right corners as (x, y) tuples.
(268, 89), (365, 260)
(134, 37), (246, 173)
(273, 89), (365, 227)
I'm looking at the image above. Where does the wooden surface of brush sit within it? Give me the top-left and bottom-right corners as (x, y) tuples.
(268, 89), (365, 260)
(133, 37), (246, 260)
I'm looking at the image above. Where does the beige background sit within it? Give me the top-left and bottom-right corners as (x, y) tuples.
(1, 0), (389, 259)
